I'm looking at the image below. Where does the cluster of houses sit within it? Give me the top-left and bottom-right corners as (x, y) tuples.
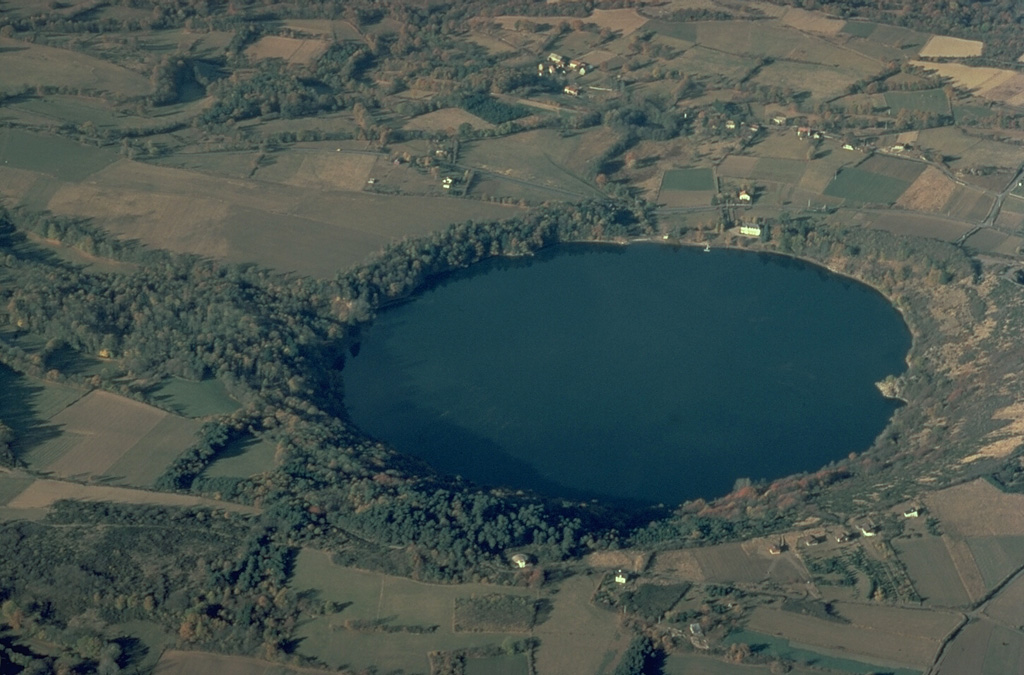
(540, 52), (588, 76)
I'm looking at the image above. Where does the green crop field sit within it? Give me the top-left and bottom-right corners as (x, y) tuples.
(151, 377), (240, 418)
(885, 89), (950, 115)
(823, 167), (911, 203)
(661, 168), (715, 191)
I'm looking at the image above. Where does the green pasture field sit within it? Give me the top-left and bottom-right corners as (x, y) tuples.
(661, 168), (714, 191)
(963, 229), (1016, 255)
(101, 415), (202, 487)
(953, 104), (994, 125)
(858, 154), (928, 182)
(466, 655), (529, 675)
(884, 89), (950, 115)
(965, 536), (1024, 589)
(644, 20), (698, 43)
(107, 620), (175, 673)
(750, 60), (870, 104)
(0, 365), (85, 450)
(203, 437), (278, 479)
(0, 36), (151, 97)
(0, 129), (117, 182)
(841, 21), (878, 38)
(892, 536), (970, 607)
(0, 475), (35, 507)
(870, 24), (930, 51)
(824, 167), (911, 204)
(460, 128), (614, 197)
(664, 45), (756, 81)
(151, 377), (240, 418)
(154, 151), (262, 181)
(665, 654), (824, 675)
(752, 157), (807, 184)
(722, 630), (921, 675)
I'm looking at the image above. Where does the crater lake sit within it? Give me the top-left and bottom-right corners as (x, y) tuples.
(342, 243), (911, 506)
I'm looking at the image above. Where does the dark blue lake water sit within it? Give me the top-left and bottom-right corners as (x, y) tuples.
(343, 244), (911, 506)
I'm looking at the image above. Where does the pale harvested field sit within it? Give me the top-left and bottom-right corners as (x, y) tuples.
(926, 479), (1024, 537)
(0, 167), (43, 202)
(893, 535), (971, 607)
(753, 131), (819, 160)
(584, 549), (650, 572)
(747, 604), (958, 669)
(533, 574), (627, 675)
(919, 35), (984, 58)
(946, 187), (994, 223)
(44, 159), (521, 277)
(780, 7), (845, 35)
(717, 155), (758, 179)
(983, 74), (1024, 107)
(404, 108), (495, 132)
(855, 210), (974, 242)
(692, 542), (771, 584)
(895, 167), (957, 212)
(21, 390), (199, 486)
(461, 127), (613, 195)
(985, 572), (1024, 628)
(155, 649), (335, 675)
(291, 549), (538, 673)
(648, 549), (705, 581)
(5, 479), (256, 512)
(935, 618), (1024, 675)
(0, 37), (150, 96)
(245, 35), (328, 66)
(589, 8), (649, 35)
(273, 151), (377, 191)
(910, 61), (1016, 99)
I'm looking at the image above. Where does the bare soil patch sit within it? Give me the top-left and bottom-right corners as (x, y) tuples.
(919, 35), (984, 58)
